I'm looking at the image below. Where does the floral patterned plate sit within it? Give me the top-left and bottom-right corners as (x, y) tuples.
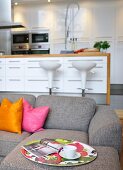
(21, 138), (97, 167)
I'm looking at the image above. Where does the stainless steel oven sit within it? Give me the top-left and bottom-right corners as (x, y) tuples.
(11, 29), (50, 55)
(30, 30), (50, 54)
(11, 31), (30, 54)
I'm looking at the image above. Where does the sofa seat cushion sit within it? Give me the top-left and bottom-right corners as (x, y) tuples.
(35, 96), (96, 132)
(0, 131), (31, 156)
(0, 129), (88, 169)
(0, 144), (120, 170)
(24, 129), (88, 144)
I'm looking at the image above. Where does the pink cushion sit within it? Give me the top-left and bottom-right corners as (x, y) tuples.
(22, 99), (50, 133)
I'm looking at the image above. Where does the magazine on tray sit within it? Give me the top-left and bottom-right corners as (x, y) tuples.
(22, 138), (63, 158)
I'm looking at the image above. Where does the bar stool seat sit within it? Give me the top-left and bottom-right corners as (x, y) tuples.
(72, 61), (96, 96)
(39, 61), (61, 95)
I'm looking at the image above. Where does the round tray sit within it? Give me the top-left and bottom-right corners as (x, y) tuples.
(21, 138), (97, 167)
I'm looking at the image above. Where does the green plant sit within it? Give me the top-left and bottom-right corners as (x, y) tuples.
(101, 41), (110, 49)
(93, 41), (102, 50)
(93, 41), (110, 51)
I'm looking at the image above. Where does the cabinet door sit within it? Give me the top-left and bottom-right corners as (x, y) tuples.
(0, 58), (6, 91)
(6, 77), (24, 91)
(93, 7), (115, 38)
(6, 58), (24, 77)
(116, 6), (123, 37)
(6, 58), (25, 91)
(63, 57), (107, 94)
(64, 79), (106, 93)
(25, 58), (64, 92)
(73, 8), (92, 39)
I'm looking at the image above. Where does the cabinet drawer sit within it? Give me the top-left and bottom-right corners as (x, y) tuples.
(6, 58), (24, 65)
(6, 66), (24, 77)
(0, 66), (5, 77)
(0, 77), (5, 91)
(64, 57), (107, 64)
(25, 58), (63, 67)
(25, 65), (63, 79)
(64, 79), (107, 93)
(0, 58), (5, 65)
(6, 77), (24, 91)
(25, 66), (46, 77)
(64, 63), (107, 79)
(52, 79), (64, 92)
(25, 78), (63, 92)
(25, 78), (48, 92)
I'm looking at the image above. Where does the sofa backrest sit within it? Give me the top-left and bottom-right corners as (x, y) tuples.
(0, 93), (36, 107)
(35, 95), (96, 132)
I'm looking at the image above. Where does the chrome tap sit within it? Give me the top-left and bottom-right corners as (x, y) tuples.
(65, 1), (80, 50)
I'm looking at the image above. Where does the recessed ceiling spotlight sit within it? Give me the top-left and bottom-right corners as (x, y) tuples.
(14, 2), (18, 5)
(48, 0), (51, 2)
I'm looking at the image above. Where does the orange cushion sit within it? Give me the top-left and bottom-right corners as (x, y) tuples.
(0, 98), (23, 134)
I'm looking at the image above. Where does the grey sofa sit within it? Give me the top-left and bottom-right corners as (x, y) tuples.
(0, 93), (122, 170)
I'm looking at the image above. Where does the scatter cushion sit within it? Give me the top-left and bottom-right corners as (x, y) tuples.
(22, 99), (50, 133)
(0, 98), (23, 134)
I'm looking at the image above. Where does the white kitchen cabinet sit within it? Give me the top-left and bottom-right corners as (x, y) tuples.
(0, 59), (5, 77)
(93, 7), (115, 38)
(73, 8), (92, 39)
(25, 78), (48, 92)
(116, 6), (123, 37)
(6, 77), (24, 91)
(0, 58), (5, 91)
(64, 79), (106, 94)
(63, 57), (107, 94)
(25, 57), (64, 92)
(5, 58), (25, 91)
(1, 55), (108, 100)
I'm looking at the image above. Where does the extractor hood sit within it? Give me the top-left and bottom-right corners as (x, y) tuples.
(0, 22), (25, 29)
(0, 0), (25, 29)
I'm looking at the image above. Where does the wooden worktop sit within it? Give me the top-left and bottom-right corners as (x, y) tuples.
(0, 52), (110, 58)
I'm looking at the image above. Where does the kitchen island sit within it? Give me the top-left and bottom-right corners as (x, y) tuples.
(0, 52), (110, 104)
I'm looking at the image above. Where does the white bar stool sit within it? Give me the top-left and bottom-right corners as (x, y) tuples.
(72, 61), (96, 97)
(39, 61), (61, 95)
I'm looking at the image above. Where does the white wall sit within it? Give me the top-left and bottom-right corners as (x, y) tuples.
(13, 0), (123, 84)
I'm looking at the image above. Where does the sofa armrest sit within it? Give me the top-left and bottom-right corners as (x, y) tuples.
(88, 105), (122, 152)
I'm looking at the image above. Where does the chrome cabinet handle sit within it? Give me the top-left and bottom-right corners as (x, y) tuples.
(8, 67), (21, 69)
(27, 79), (47, 81)
(9, 79), (21, 81)
(27, 66), (40, 69)
(8, 61), (21, 63)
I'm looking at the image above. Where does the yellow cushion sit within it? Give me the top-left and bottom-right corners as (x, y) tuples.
(0, 98), (23, 134)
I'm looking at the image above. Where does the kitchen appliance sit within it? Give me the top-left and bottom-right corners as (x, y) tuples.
(11, 31), (29, 54)
(11, 29), (50, 54)
(30, 30), (50, 54)
(0, 0), (24, 29)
